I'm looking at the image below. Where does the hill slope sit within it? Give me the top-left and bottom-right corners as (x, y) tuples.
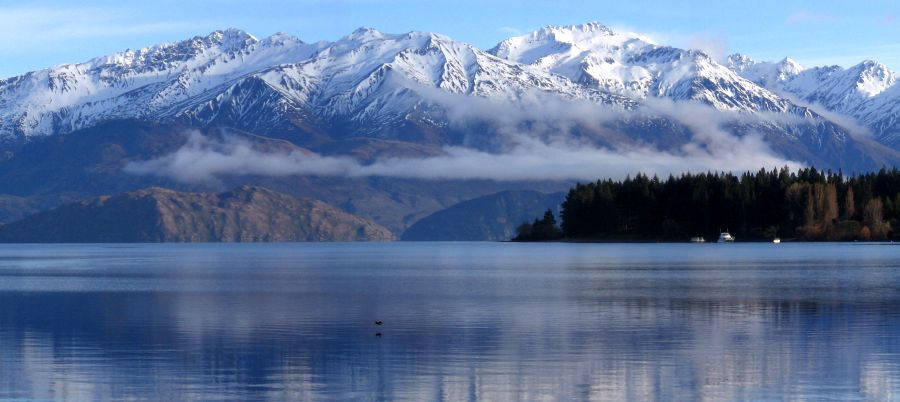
(401, 190), (566, 241)
(0, 186), (395, 242)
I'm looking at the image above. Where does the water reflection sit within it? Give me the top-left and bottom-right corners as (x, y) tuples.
(0, 243), (898, 400)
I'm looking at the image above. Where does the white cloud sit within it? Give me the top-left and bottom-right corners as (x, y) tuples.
(125, 88), (805, 184)
(125, 130), (800, 183)
(687, 33), (729, 62)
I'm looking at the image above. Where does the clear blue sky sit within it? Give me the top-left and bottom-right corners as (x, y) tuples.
(1, 0), (898, 78)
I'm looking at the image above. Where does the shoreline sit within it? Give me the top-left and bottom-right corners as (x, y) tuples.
(509, 238), (897, 244)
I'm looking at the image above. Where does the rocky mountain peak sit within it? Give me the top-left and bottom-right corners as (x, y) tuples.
(346, 27), (387, 42)
(206, 28), (259, 50)
(259, 32), (304, 47)
(778, 58), (804, 76)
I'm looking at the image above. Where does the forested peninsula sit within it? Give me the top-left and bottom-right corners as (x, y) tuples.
(515, 168), (900, 242)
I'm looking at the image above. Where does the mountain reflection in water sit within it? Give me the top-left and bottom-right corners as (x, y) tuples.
(0, 243), (898, 400)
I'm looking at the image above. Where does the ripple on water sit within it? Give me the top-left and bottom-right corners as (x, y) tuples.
(0, 242), (898, 400)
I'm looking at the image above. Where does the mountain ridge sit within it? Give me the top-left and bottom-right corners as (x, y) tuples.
(401, 190), (566, 241)
(0, 23), (897, 173)
(0, 185), (396, 242)
(725, 53), (900, 146)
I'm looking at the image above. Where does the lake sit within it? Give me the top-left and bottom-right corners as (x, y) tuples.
(0, 242), (899, 401)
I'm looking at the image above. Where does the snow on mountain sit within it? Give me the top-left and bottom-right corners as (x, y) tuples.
(485, 23), (900, 167)
(0, 23), (896, 169)
(728, 54), (900, 145)
(266, 28), (623, 118)
(730, 55), (896, 112)
(0, 26), (632, 144)
(490, 22), (789, 113)
(727, 56), (804, 87)
(0, 28), (328, 139)
(854, 82), (900, 146)
(167, 27), (637, 146)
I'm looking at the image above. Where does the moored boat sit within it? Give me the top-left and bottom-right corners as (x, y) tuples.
(717, 231), (735, 243)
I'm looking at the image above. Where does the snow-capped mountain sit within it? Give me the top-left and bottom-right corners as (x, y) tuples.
(173, 27), (632, 146)
(0, 23), (896, 170)
(727, 54), (900, 146)
(485, 23), (900, 167)
(726, 56), (805, 88)
(489, 22), (788, 113)
(729, 56), (896, 112)
(0, 28), (330, 139)
(0, 26), (628, 144)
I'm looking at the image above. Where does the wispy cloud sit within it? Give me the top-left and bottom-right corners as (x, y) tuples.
(125, 130), (800, 183)
(687, 33), (729, 62)
(611, 25), (727, 60)
(124, 83), (804, 184)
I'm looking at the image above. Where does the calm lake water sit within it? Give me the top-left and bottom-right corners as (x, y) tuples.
(1, 242), (899, 401)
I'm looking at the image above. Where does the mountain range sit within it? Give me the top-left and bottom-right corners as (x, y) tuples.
(1, 23), (899, 164)
(727, 55), (900, 147)
(0, 22), (898, 240)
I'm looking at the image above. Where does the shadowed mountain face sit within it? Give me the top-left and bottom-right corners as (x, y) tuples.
(0, 195), (41, 224)
(0, 120), (569, 233)
(401, 190), (566, 241)
(0, 186), (395, 242)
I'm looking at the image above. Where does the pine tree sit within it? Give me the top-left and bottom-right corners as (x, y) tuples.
(548, 169), (899, 242)
(824, 184), (839, 225)
(844, 187), (856, 221)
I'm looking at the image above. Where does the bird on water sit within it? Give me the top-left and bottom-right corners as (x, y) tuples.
(374, 320), (383, 326)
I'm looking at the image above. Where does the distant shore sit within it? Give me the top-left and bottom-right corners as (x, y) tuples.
(510, 238), (897, 244)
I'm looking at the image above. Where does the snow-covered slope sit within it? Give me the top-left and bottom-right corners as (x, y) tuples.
(174, 27), (631, 142)
(729, 55), (896, 112)
(0, 29), (330, 139)
(490, 22), (789, 112)
(0, 27), (629, 143)
(855, 83), (900, 146)
(727, 54), (900, 146)
(484, 22), (900, 168)
(726, 56), (805, 88)
(0, 23), (895, 169)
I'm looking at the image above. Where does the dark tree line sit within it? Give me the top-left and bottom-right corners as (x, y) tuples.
(520, 167), (900, 241)
(513, 209), (563, 241)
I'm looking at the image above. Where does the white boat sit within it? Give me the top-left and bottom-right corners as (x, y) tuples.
(773, 238), (781, 244)
(690, 237), (706, 243)
(717, 231), (735, 243)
